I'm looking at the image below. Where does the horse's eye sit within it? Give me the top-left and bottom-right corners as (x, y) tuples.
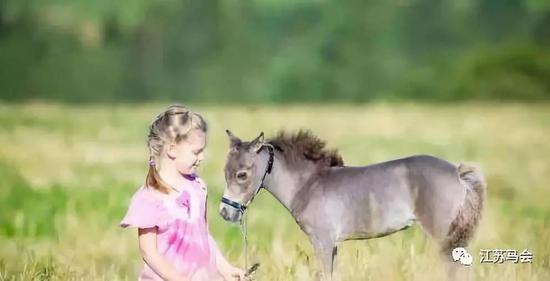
(236, 171), (248, 181)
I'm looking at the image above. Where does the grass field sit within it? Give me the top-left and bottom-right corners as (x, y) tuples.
(0, 102), (549, 281)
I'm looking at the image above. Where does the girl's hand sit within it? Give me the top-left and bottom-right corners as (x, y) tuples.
(221, 265), (246, 281)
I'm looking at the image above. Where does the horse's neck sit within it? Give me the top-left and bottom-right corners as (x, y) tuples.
(264, 155), (316, 214)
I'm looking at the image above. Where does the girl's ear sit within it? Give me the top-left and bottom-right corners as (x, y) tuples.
(166, 143), (177, 160)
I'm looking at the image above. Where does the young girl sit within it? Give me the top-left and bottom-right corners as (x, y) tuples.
(120, 105), (245, 281)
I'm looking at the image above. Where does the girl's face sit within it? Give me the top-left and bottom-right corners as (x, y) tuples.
(167, 129), (207, 176)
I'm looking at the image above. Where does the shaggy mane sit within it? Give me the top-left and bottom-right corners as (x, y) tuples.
(268, 130), (344, 169)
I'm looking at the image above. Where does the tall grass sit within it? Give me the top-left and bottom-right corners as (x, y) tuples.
(0, 102), (549, 280)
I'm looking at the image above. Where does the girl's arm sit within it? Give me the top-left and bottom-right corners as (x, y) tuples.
(139, 227), (190, 281)
(208, 234), (230, 271)
(209, 235), (244, 280)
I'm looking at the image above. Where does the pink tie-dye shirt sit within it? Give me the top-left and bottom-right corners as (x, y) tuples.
(120, 175), (222, 281)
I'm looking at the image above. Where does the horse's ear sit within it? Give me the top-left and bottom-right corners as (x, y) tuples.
(250, 132), (265, 152)
(226, 129), (242, 148)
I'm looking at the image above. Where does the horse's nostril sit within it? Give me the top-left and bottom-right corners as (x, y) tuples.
(220, 207), (228, 219)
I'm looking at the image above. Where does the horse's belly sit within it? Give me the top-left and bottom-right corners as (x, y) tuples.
(339, 208), (416, 241)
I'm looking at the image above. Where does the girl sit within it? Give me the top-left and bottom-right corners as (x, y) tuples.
(120, 105), (245, 281)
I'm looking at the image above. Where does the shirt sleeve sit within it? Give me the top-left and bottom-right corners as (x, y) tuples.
(120, 187), (166, 229)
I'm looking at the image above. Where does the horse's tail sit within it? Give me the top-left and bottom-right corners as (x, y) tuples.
(442, 163), (487, 255)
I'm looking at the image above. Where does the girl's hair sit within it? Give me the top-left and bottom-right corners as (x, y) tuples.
(146, 105), (207, 193)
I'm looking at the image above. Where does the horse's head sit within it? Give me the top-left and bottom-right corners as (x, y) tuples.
(219, 130), (273, 223)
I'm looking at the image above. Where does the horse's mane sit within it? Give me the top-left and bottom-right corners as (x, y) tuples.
(267, 130), (344, 169)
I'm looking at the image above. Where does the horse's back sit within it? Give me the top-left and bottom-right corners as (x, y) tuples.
(315, 155), (466, 241)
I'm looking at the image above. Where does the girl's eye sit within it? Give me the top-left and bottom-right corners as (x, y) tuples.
(236, 171), (248, 181)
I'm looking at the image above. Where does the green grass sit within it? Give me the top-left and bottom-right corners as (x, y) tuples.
(0, 102), (549, 280)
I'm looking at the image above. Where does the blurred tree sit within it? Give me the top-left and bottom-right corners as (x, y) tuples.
(0, 0), (548, 103)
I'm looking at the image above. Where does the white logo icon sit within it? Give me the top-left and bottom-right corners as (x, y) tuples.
(452, 247), (473, 266)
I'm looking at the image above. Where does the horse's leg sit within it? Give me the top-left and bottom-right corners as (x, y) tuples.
(331, 245), (339, 281)
(312, 241), (337, 281)
(416, 207), (475, 281)
(413, 164), (485, 281)
(415, 217), (472, 281)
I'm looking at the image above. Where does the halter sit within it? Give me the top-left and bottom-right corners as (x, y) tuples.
(221, 144), (273, 279)
(221, 144), (274, 214)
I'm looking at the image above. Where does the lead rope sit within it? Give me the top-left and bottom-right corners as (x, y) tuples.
(240, 210), (249, 279)
(241, 211), (248, 270)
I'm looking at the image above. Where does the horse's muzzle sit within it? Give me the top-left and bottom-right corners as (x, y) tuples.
(219, 204), (242, 223)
